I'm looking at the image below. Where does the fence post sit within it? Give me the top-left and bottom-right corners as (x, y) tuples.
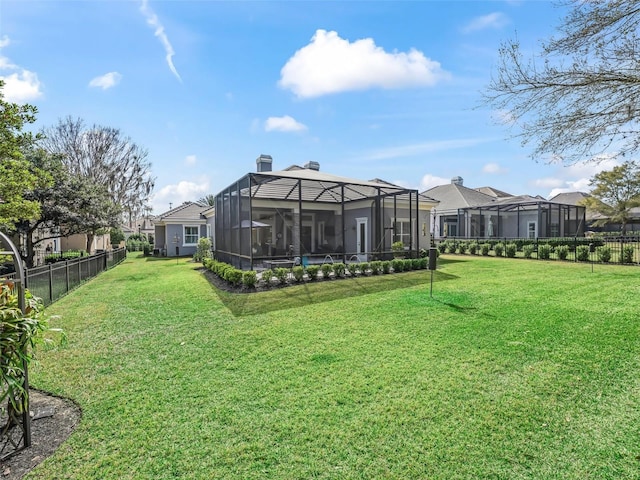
(48, 263), (53, 304)
(65, 261), (70, 295)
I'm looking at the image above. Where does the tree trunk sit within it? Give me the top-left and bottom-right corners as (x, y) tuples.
(85, 233), (94, 254)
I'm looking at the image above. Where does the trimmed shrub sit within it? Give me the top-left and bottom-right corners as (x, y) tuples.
(403, 259), (413, 271)
(597, 246), (612, 263)
(437, 242), (447, 254)
(261, 268), (273, 286)
(242, 271), (257, 288)
(538, 244), (552, 260)
(556, 245), (569, 260)
(622, 245), (635, 264)
(468, 241), (478, 255)
(576, 245), (590, 262)
(505, 243), (517, 258)
(523, 245), (535, 259)
(446, 242), (457, 254)
(359, 262), (370, 275)
(494, 242), (505, 257)
(333, 262), (346, 277)
(292, 266), (305, 282)
(381, 261), (391, 274)
(274, 267), (289, 284)
(224, 268), (243, 286)
(411, 258), (422, 270)
(481, 244), (490, 256)
(306, 265), (320, 280)
(347, 262), (359, 276)
(193, 237), (213, 263)
(369, 261), (382, 275)
(391, 259), (404, 273)
(458, 242), (468, 254)
(321, 263), (333, 279)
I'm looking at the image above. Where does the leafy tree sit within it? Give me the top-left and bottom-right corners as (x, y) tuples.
(485, 1), (640, 165)
(580, 161), (640, 235)
(0, 80), (49, 227)
(110, 227), (125, 246)
(39, 116), (154, 224)
(15, 151), (120, 266)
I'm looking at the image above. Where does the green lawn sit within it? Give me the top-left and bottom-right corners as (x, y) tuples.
(29, 255), (640, 479)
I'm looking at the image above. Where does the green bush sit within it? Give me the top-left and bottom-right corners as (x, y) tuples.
(437, 242), (447, 254)
(556, 245), (569, 260)
(458, 242), (468, 254)
(224, 268), (243, 286)
(576, 245), (590, 262)
(597, 246), (612, 263)
(494, 242), (505, 257)
(381, 261), (391, 274)
(481, 244), (490, 256)
(306, 265), (320, 280)
(274, 267), (289, 284)
(391, 259), (404, 272)
(538, 244), (552, 260)
(523, 245), (535, 259)
(403, 259), (413, 271)
(391, 241), (405, 257)
(505, 243), (517, 258)
(242, 271), (257, 288)
(261, 268), (273, 286)
(347, 262), (359, 276)
(321, 263), (333, 279)
(411, 258), (422, 270)
(359, 262), (369, 275)
(193, 237), (212, 263)
(468, 241), (478, 255)
(369, 261), (382, 275)
(333, 262), (346, 277)
(621, 245), (635, 264)
(292, 266), (305, 282)
(447, 242), (457, 254)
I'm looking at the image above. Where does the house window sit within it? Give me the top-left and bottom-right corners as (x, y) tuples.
(528, 221), (537, 239)
(206, 224), (212, 240)
(184, 226), (199, 245)
(394, 219), (411, 246)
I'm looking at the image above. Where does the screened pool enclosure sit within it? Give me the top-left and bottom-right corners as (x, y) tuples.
(214, 166), (435, 270)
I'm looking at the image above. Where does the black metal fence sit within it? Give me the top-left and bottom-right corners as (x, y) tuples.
(436, 236), (640, 264)
(2, 248), (127, 306)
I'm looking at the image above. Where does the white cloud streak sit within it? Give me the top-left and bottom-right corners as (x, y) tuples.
(151, 178), (210, 213)
(89, 71), (122, 90)
(361, 138), (490, 161)
(420, 174), (451, 192)
(139, 0), (182, 83)
(279, 29), (450, 98)
(462, 12), (510, 33)
(264, 115), (308, 133)
(482, 162), (508, 174)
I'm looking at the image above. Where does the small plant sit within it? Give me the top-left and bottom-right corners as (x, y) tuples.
(224, 268), (243, 286)
(403, 259), (413, 271)
(621, 245), (635, 264)
(292, 266), (305, 282)
(597, 246), (612, 263)
(481, 244), (490, 256)
(274, 267), (289, 284)
(458, 242), (468, 254)
(381, 261), (391, 274)
(193, 237), (212, 263)
(494, 242), (505, 257)
(391, 259), (404, 273)
(260, 268), (273, 286)
(392, 241), (405, 257)
(556, 245), (569, 260)
(437, 242), (447, 254)
(359, 262), (370, 275)
(447, 242), (457, 254)
(538, 244), (552, 260)
(306, 265), (320, 280)
(369, 261), (382, 275)
(321, 263), (333, 279)
(468, 241), (478, 255)
(242, 271), (257, 288)
(411, 258), (422, 270)
(576, 245), (590, 262)
(523, 245), (535, 259)
(347, 262), (359, 276)
(505, 243), (517, 258)
(333, 262), (346, 277)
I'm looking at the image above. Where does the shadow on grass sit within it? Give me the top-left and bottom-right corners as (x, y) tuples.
(212, 270), (458, 317)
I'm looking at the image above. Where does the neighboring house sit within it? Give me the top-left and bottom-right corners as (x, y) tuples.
(214, 155), (439, 270)
(550, 191), (640, 233)
(61, 232), (111, 253)
(153, 202), (215, 257)
(424, 177), (586, 239)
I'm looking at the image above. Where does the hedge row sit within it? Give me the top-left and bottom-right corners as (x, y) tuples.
(203, 256), (434, 289)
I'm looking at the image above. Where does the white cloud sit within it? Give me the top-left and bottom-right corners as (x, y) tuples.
(151, 178), (210, 213)
(0, 36), (43, 102)
(532, 157), (621, 199)
(362, 138), (490, 161)
(139, 0), (182, 82)
(264, 115), (308, 133)
(531, 177), (565, 189)
(279, 29), (450, 98)
(184, 154), (197, 166)
(482, 162), (508, 174)
(88, 71), (122, 90)
(462, 12), (510, 33)
(420, 174), (451, 192)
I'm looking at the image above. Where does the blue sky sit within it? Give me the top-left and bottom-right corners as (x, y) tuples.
(1, 0), (620, 214)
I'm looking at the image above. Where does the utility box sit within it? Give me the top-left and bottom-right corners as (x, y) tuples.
(428, 247), (437, 271)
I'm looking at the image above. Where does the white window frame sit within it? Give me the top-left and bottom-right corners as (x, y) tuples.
(183, 225), (199, 246)
(394, 218), (411, 246)
(206, 224), (212, 240)
(527, 221), (537, 239)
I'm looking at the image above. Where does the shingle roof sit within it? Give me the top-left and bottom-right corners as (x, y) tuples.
(154, 201), (209, 222)
(421, 183), (495, 210)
